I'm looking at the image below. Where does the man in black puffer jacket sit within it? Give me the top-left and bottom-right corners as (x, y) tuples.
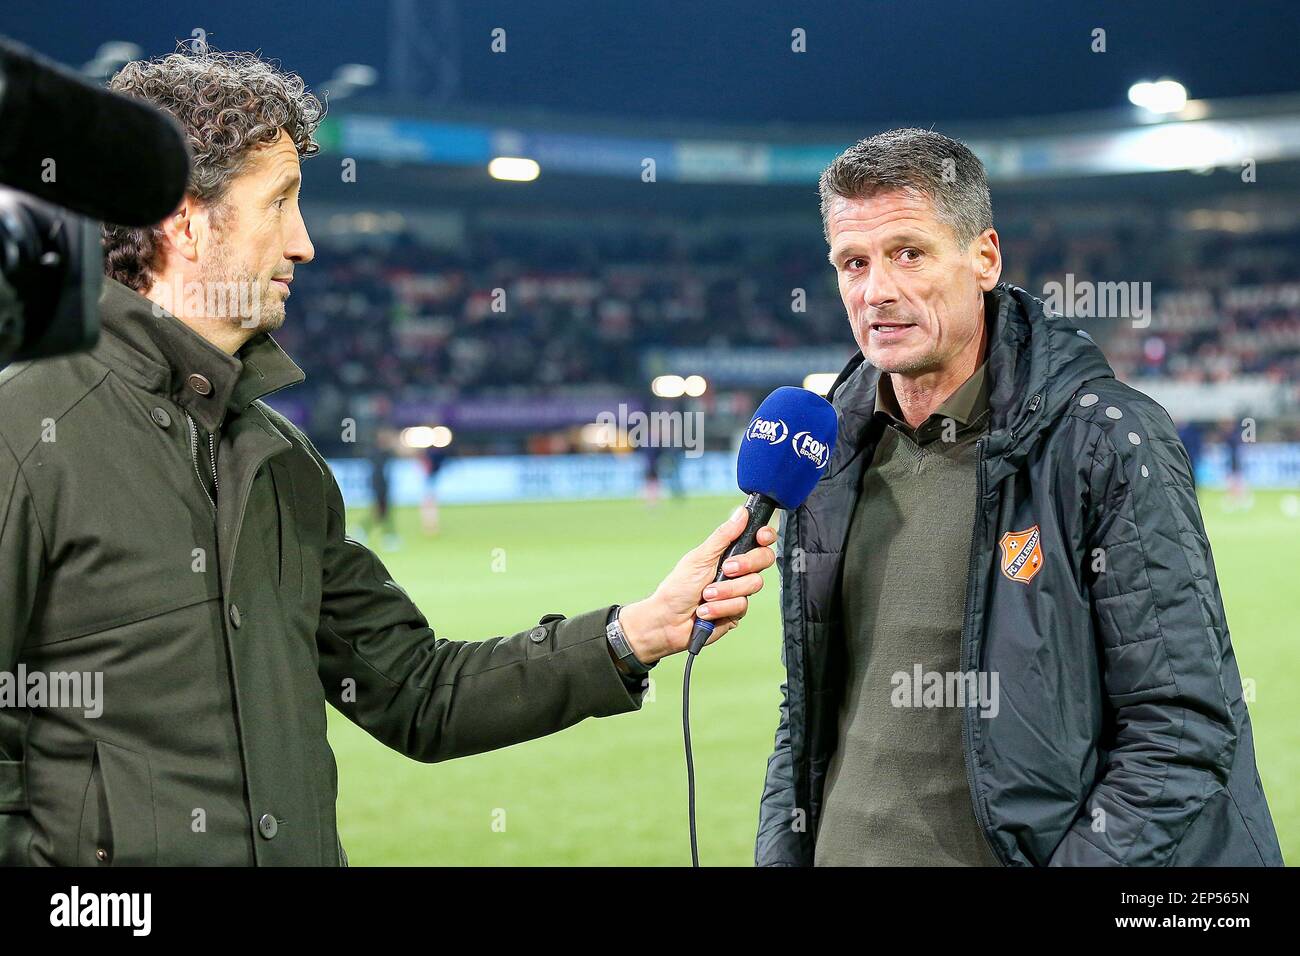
(755, 128), (1283, 867)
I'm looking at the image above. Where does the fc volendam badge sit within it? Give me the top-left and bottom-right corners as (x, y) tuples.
(999, 525), (1043, 584)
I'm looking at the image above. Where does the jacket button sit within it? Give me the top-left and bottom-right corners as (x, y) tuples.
(95, 847), (108, 862)
(229, 603), (242, 628)
(258, 814), (278, 839)
(528, 626), (547, 643)
(150, 407), (171, 428)
(187, 373), (213, 396)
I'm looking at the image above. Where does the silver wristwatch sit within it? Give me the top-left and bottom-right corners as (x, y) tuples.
(606, 606), (654, 678)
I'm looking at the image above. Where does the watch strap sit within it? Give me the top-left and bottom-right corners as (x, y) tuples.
(606, 605), (654, 678)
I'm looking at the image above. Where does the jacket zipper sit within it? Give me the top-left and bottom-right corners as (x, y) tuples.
(185, 412), (219, 513)
(1009, 393), (1042, 441)
(959, 437), (1007, 865)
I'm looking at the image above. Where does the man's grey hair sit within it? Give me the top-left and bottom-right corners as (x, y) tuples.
(818, 128), (993, 247)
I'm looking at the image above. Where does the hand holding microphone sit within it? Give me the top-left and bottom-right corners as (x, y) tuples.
(688, 386), (839, 653)
(617, 505), (778, 661)
(612, 387), (837, 669)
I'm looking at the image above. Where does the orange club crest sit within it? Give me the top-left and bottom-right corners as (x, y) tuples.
(999, 525), (1043, 584)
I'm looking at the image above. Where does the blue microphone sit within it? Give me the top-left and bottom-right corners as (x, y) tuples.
(686, 386), (838, 654)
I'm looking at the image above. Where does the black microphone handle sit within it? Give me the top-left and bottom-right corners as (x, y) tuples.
(686, 492), (777, 655)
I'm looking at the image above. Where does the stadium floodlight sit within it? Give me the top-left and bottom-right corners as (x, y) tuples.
(488, 157), (541, 182)
(323, 63), (379, 101)
(580, 422), (617, 447)
(81, 41), (143, 79)
(401, 426), (436, 448)
(401, 425), (453, 449)
(651, 374), (687, 398)
(683, 375), (708, 397)
(1128, 79), (1188, 115)
(803, 372), (839, 395)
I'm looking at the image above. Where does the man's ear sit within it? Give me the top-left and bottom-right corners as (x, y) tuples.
(974, 227), (1002, 292)
(158, 195), (205, 265)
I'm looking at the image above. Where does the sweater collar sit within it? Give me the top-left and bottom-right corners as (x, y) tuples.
(872, 359), (990, 442)
(93, 277), (305, 433)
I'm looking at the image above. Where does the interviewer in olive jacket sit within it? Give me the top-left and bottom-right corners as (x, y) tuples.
(0, 51), (774, 866)
(755, 129), (1282, 867)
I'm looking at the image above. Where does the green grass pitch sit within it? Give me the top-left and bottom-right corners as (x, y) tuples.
(331, 490), (1299, 866)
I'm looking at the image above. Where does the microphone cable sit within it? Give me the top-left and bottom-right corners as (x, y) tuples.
(681, 498), (758, 867)
(683, 617), (714, 867)
(683, 648), (702, 867)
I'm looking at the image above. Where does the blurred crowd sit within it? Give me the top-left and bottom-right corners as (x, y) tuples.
(272, 209), (1300, 412)
(273, 227), (848, 403)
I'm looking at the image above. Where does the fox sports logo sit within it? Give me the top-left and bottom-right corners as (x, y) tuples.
(747, 417), (789, 445)
(792, 430), (830, 469)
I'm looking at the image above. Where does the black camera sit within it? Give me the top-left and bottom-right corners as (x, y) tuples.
(0, 188), (101, 362)
(0, 35), (189, 365)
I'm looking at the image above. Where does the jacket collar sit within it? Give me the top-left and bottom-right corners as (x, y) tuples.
(93, 277), (305, 433)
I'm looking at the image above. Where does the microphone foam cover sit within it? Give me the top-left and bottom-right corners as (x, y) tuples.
(737, 386), (838, 510)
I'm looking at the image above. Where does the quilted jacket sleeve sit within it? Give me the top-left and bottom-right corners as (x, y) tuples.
(1048, 391), (1238, 865)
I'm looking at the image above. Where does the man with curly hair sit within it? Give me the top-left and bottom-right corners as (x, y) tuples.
(0, 50), (774, 865)
(100, 50), (323, 340)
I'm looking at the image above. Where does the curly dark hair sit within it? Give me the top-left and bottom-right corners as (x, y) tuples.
(102, 48), (325, 292)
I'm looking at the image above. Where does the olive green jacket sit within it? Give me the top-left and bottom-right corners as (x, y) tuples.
(0, 278), (641, 866)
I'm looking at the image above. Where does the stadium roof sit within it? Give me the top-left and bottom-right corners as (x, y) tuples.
(7, 0), (1299, 126)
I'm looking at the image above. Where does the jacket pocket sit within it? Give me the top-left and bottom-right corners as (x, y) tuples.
(0, 759), (31, 866)
(271, 456), (325, 608)
(0, 759), (27, 813)
(78, 740), (157, 866)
